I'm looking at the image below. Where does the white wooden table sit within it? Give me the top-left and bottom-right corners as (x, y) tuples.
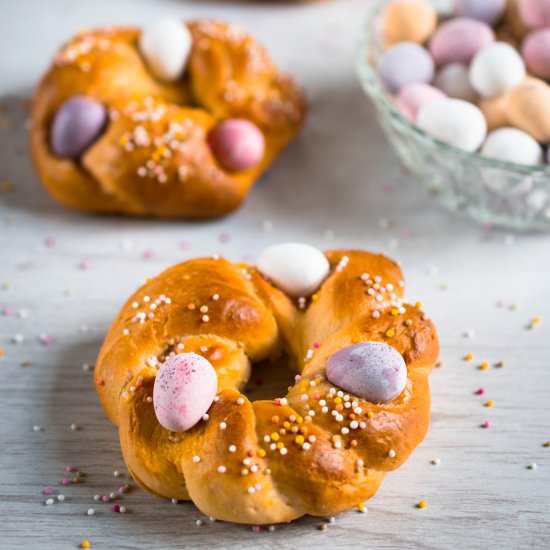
(1, 1), (549, 548)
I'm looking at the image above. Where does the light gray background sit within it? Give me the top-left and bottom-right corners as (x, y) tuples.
(1, 1), (549, 548)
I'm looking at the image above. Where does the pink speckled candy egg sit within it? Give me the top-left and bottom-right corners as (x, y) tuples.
(326, 342), (407, 404)
(395, 83), (446, 121)
(378, 42), (435, 93)
(208, 119), (265, 172)
(455, 0), (506, 25)
(519, 0), (550, 29)
(429, 17), (495, 66)
(522, 29), (550, 79)
(50, 96), (107, 158)
(153, 353), (217, 432)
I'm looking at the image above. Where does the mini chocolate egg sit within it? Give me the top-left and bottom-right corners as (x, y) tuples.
(434, 63), (478, 102)
(383, 0), (437, 47)
(506, 78), (550, 142)
(506, 0), (531, 40)
(395, 83), (446, 121)
(139, 18), (192, 82)
(378, 42), (435, 93)
(326, 342), (407, 404)
(208, 119), (265, 172)
(429, 17), (494, 66)
(257, 242), (330, 297)
(481, 128), (543, 165)
(50, 96), (107, 158)
(417, 98), (487, 151)
(455, 0), (506, 25)
(522, 29), (550, 79)
(153, 353), (217, 432)
(469, 42), (526, 98)
(519, 0), (550, 29)
(479, 93), (510, 131)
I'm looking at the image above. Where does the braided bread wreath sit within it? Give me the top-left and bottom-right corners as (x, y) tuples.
(29, 19), (305, 218)
(95, 244), (439, 524)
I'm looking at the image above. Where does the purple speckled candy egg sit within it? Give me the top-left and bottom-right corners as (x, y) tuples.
(208, 119), (265, 172)
(377, 42), (435, 94)
(153, 353), (217, 432)
(522, 29), (550, 79)
(520, 0), (550, 29)
(429, 17), (495, 66)
(326, 342), (407, 404)
(395, 83), (446, 121)
(50, 95), (107, 158)
(455, 0), (506, 25)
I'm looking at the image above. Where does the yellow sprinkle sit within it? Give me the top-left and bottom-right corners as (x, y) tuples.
(367, 411), (374, 418)
(391, 308), (399, 316)
(494, 361), (505, 368)
(81, 542), (91, 549)
(333, 397), (342, 404)
(311, 294), (319, 302)
(276, 442), (284, 450)
(543, 441), (550, 448)
(528, 315), (542, 329)
(464, 353), (474, 362)
(385, 329), (395, 338)
(270, 432), (279, 442)
(0, 348), (4, 357)
(479, 362), (489, 371)
(257, 449), (266, 457)
(485, 400), (494, 407)
(415, 301), (423, 309)
(416, 500), (427, 509)
(296, 416), (303, 424)
(283, 421), (290, 429)
(356, 502), (366, 512)
(295, 435), (305, 445)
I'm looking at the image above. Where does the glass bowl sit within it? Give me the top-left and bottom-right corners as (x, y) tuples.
(356, 0), (550, 231)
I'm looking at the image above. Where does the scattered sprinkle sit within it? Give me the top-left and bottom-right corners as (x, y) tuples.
(416, 500), (427, 509)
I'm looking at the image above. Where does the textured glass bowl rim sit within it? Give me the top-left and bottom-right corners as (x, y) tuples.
(356, 0), (550, 179)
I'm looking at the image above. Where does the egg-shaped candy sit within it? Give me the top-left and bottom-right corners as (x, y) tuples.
(481, 128), (543, 165)
(519, 0), (550, 29)
(378, 42), (435, 93)
(383, 0), (437, 47)
(417, 98), (487, 151)
(208, 119), (265, 172)
(153, 353), (217, 432)
(455, 0), (506, 25)
(522, 29), (550, 79)
(257, 243), (330, 298)
(479, 93), (510, 131)
(326, 342), (407, 404)
(506, 0), (531, 40)
(507, 78), (550, 142)
(50, 96), (107, 158)
(469, 42), (526, 98)
(431, 0), (456, 17)
(395, 83), (446, 121)
(429, 17), (494, 66)
(139, 18), (192, 82)
(434, 63), (478, 102)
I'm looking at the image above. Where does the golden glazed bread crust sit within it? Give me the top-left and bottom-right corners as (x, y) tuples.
(30, 21), (305, 218)
(95, 249), (439, 524)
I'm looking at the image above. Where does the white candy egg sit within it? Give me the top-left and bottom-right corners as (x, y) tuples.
(434, 63), (478, 102)
(257, 243), (330, 297)
(417, 98), (487, 151)
(469, 42), (526, 98)
(429, 0), (456, 16)
(481, 128), (543, 166)
(139, 19), (192, 82)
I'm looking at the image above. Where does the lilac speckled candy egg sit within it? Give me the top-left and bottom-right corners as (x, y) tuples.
(208, 119), (265, 172)
(434, 63), (478, 102)
(455, 0), (506, 25)
(519, 0), (550, 29)
(153, 353), (217, 432)
(395, 83), (446, 121)
(50, 96), (107, 158)
(522, 29), (550, 79)
(378, 42), (435, 94)
(326, 342), (407, 404)
(429, 17), (495, 66)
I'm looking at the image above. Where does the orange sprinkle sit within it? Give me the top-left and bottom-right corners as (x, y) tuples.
(415, 301), (423, 309)
(367, 411), (374, 418)
(485, 400), (494, 407)
(464, 353), (474, 361)
(0, 348), (5, 357)
(271, 415), (279, 424)
(416, 500), (427, 509)
(478, 362), (490, 371)
(187, 303), (196, 311)
(270, 432), (280, 442)
(257, 449), (266, 458)
(356, 502), (366, 512)
(386, 328), (395, 338)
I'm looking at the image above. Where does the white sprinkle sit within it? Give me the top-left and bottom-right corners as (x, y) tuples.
(70, 423), (79, 431)
(268, 525), (276, 532)
(113, 470), (121, 478)
(280, 447), (288, 455)
(33, 425), (42, 432)
(263, 435), (271, 443)
(196, 519), (204, 526)
(279, 398), (288, 406)
(171, 498), (179, 504)
(388, 449), (396, 458)
(193, 455), (201, 463)
(87, 508), (95, 515)
(45, 498), (54, 505)
(350, 421), (359, 429)
(247, 487), (256, 494)
(228, 445), (237, 453)
(219, 422), (227, 430)
(119, 505), (126, 513)
(431, 457), (441, 466)
(202, 414), (210, 421)
(217, 465), (227, 473)
(57, 494), (65, 502)
(236, 397), (245, 405)
(527, 463), (538, 470)
(12, 333), (24, 344)
(302, 442), (311, 450)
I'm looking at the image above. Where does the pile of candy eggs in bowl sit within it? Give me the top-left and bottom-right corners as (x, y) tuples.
(357, 0), (550, 230)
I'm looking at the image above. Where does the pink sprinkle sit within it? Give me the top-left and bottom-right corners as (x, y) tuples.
(45, 236), (56, 248)
(219, 233), (231, 244)
(475, 388), (485, 395)
(102, 495), (110, 503)
(117, 485), (127, 494)
(481, 420), (492, 429)
(251, 525), (261, 533)
(80, 259), (91, 270)
(496, 299), (505, 308)
(61, 478), (71, 486)
(65, 466), (74, 473)
(112, 504), (121, 513)
(294, 374), (302, 382)
(180, 241), (191, 250)
(312, 342), (320, 349)
(401, 230), (415, 240)
(143, 249), (154, 259)
(1, 306), (12, 316)
(40, 335), (54, 346)
(42, 487), (54, 495)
